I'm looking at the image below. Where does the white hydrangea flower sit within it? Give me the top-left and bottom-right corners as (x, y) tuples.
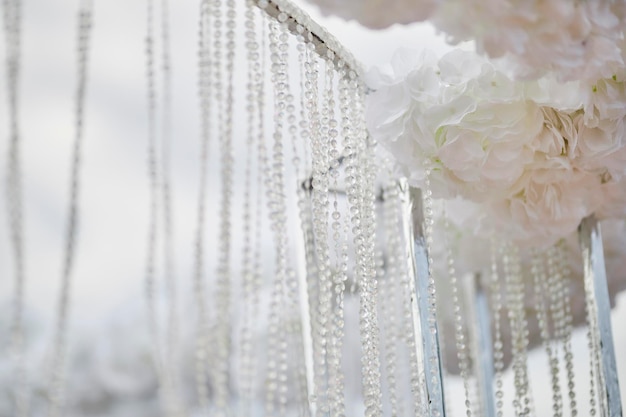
(308, 0), (625, 83)
(599, 179), (626, 219)
(487, 160), (603, 246)
(431, 0), (626, 82)
(368, 47), (626, 244)
(367, 49), (546, 201)
(582, 75), (626, 124)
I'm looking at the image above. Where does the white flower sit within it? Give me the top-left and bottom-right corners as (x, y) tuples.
(369, 47), (626, 244)
(487, 160), (603, 246)
(367, 50), (545, 201)
(307, 0), (625, 83)
(571, 114), (626, 178)
(582, 76), (626, 124)
(598, 178), (626, 219)
(432, 0), (625, 82)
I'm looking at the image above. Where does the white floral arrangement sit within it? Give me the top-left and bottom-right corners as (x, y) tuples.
(306, 0), (626, 82)
(366, 49), (626, 245)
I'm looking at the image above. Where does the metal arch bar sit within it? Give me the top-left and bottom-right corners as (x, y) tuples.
(579, 215), (623, 417)
(464, 274), (496, 417)
(398, 179), (446, 416)
(252, 0), (364, 77)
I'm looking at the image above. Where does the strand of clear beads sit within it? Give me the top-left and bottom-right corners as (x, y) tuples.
(381, 183), (403, 417)
(263, 20), (280, 416)
(490, 237), (505, 417)
(285, 25), (310, 415)
(47, 4), (93, 416)
(556, 240), (577, 416)
(439, 314), (455, 417)
(264, 18), (292, 416)
(213, 0), (234, 412)
(503, 242), (533, 416)
(443, 210), (473, 417)
(421, 163), (442, 416)
(298, 37), (321, 413)
(343, 79), (368, 413)
(305, 33), (331, 415)
(326, 57), (347, 417)
(276, 18), (293, 415)
(250, 8), (268, 395)
(401, 210), (426, 416)
(314, 55), (333, 417)
(341, 74), (364, 413)
(387, 176), (419, 417)
(193, 1), (212, 412)
(375, 249), (391, 414)
(143, 0), (172, 414)
(251, 9), (267, 410)
(583, 242), (600, 417)
(2, 0), (28, 415)
(296, 26), (311, 174)
(237, 2), (259, 413)
(352, 79), (384, 417)
(280, 22), (311, 414)
(545, 246), (564, 416)
(530, 247), (562, 417)
(159, 1), (183, 415)
(321, 53), (336, 410)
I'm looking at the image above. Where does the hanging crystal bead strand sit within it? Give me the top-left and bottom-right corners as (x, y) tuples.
(380, 183), (404, 417)
(193, 0), (213, 412)
(503, 242), (534, 416)
(251, 9), (268, 412)
(2, 0), (28, 415)
(320, 51), (336, 412)
(212, 0), (235, 412)
(395, 180), (428, 416)
(304, 33), (332, 416)
(143, 0), (171, 414)
(159, 1), (184, 414)
(297, 32), (320, 416)
(276, 17), (297, 415)
(583, 242), (601, 417)
(420, 163), (445, 417)
(249, 14), (267, 411)
(282, 21), (313, 415)
(579, 216), (622, 417)
(263, 19), (281, 416)
(238, 2), (261, 414)
(325, 56), (348, 417)
(443, 209), (473, 417)
(490, 237), (505, 417)
(352, 79), (384, 417)
(530, 247), (562, 417)
(47, 3), (93, 416)
(546, 245), (565, 416)
(556, 240), (578, 417)
(264, 16), (295, 416)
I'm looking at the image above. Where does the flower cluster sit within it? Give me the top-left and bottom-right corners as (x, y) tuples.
(432, 0), (626, 82)
(306, 0), (626, 83)
(367, 49), (626, 245)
